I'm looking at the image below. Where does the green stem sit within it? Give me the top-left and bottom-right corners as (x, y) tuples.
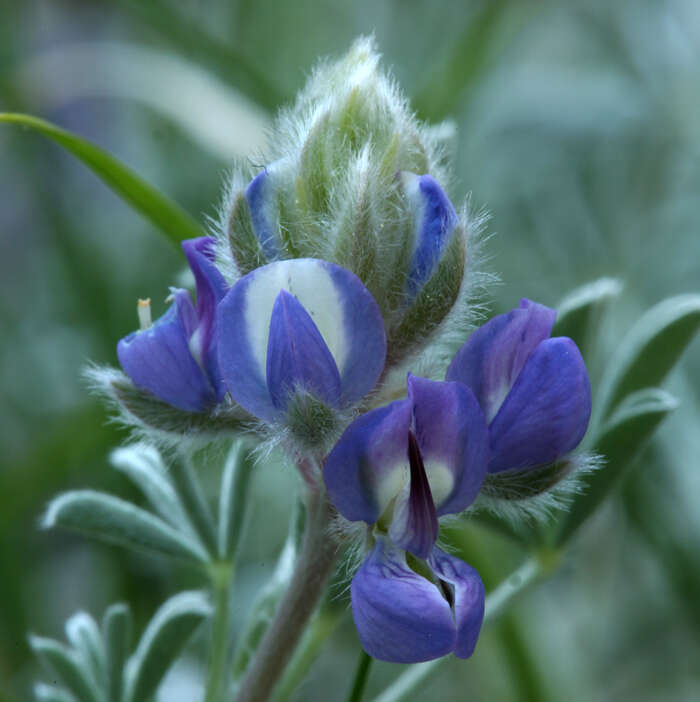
(498, 614), (550, 702)
(346, 651), (373, 702)
(205, 562), (233, 702)
(171, 454), (218, 556)
(232, 489), (338, 702)
(371, 555), (547, 702)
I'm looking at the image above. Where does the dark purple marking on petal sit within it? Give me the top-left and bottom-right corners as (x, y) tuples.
(388, 431), (438, 559)
(117, 290), (216, 412)
(351, 538), (456, 663)
(447, 299), (556, 422)
(266, 290), (342, 411)
(428, 547), (485, 659)
(406, 375), (489, 516)
(488, 336), (592, 473)
(324, 398), (412, 524)
(182, 236), (228, 400)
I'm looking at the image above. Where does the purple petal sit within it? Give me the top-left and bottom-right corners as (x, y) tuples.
(351, 538), (456, 663)
(447, 299), (557, 422)
(428, 547), (485, 659)
(182, 237), (228, 400)
(324, 263), (386, 406)
(407, 375), (489, 516)
(266, 290), (342, 410)
(388, 431), (438, 558)
(323, 399), (412, 524)
(488, 337), (592, 473)
(217, 259), (386, 422)
(117, 291), (216, 412)
(246, 169), (279, 259)
(402, 173), (459, 297)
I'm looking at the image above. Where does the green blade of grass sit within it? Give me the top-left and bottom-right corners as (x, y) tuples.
(0, 112), (206, 246)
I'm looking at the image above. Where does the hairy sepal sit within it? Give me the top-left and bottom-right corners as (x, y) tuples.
(86, 366), (256, 446)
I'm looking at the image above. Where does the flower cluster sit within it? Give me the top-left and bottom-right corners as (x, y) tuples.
(114, 38), (591, 667)
(116, 226), (590, 666)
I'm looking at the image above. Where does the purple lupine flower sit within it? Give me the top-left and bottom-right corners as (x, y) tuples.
(216, 258), (386, 422)
(324, 374), (489, 663)
(117, 237), (228, 413)
(447, 299), (592, 473)
(401, 172), (459, 298)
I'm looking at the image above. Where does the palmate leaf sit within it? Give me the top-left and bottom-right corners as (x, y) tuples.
(123, 591), (211, 702)
(29, 636), (101, 702)
(0, 112), (205, 246)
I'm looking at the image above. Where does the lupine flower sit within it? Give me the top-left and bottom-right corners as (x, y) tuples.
(447, 299), (591, 474)
(401, 171), (460, 299)
(216, 258), (386, 423)
(117, 237), (227, 413)
(324, 374), (489, 662)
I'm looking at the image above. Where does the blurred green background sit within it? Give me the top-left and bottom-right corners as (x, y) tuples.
(2, 0), (700, 700)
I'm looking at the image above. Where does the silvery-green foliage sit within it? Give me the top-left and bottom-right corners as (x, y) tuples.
(31, 595), (209, 702)
(42, 441), (253, 566)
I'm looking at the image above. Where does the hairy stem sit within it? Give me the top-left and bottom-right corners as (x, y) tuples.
(271, 608), (343, 702)
(233, 488), (338, 702)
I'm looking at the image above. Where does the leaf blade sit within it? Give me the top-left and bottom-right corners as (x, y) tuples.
(124, 591), (211, 702)
(102, 603), (132, 702)
(29, 636), (101, 702)
(43, 490), (208, 563)
(598, 294), (700, 419)
(557, 388), (678, 545)
(0, 112), (205, 245)
(553, 277), (622, 353)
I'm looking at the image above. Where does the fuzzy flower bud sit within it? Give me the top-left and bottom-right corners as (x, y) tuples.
(220, 38), (473, 371)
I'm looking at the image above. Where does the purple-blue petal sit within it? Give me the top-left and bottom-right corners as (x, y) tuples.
(117, 290), (216, 412)
(181, 236), (228, 401)
(323, 398), (412, 524)
(351, 538), (456, 663)
(407, 375), (489, 516)
(216, 270), (276, 421)
(403, 174), (459, 297)
(266, 290), (342, 410)
(217, 259), (386, 423)
(428, 547), (485, 659)
(488, 337), (592, 473)
(246, 169), (279, 259)
(447, 299), (556, 422)
(324, 263), (386, 406)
